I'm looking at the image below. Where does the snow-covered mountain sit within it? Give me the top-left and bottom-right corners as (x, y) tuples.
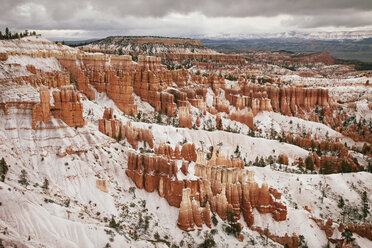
(193, 31), (372, 40)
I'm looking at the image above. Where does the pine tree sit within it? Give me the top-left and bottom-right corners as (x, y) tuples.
(42, 178), (49, 191)
(298, 235), (308, 248)
(109, 216), (118, 228)
(0, 158), (8, 182)
(339, 160), (352, 173)
(116, 128), (122, 142)
(323, 160), (333, 174)
(338, 196), (345, 209)
(5, 27), (9, 39)
(224, 209), (241, 237)
(362, 191), (369, 221)
(341, 228), (353, 243)
(305, 156), (314, 171)
(234, 145), (241, 158)
(18, 169), (29, 186)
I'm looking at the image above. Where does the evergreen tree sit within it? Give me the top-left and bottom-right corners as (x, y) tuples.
(298, 235), (308, 248)
(339, 160), (352, 173)
(259, 157), (265, 167)
(5, 27), (9, 39)
(305, 156), (314, 171)
(323, 160), (333, 174)
(341, 228), (353, 243)
(338, 196), (345, 209)
(42, 178), (49, 191)
(362, 191), (369, 221)
(0, 158), (8, 182)
(18, 169), (29, 186)
(109, 216), (118, 228)
(116, 128), (122, 142)
(224, 209), (241, 237)
(199, 231), (216, 248)
(234, 145), (241, 158)
(156, 110), (162, 124)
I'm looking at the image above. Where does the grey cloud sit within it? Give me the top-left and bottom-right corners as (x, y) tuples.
(283, 10), (372, 28)
(1, 0), (372, 37)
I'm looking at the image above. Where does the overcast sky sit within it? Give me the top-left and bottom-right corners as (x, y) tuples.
(1, 0), (372, 40)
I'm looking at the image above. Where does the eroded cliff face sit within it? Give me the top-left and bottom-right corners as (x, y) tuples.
(31, 85), (85, 129)
(1, 36), (370, 248)
(55, 50), (334, 135)
(98, 108), (153, 149)
(126, 140), (288, 235)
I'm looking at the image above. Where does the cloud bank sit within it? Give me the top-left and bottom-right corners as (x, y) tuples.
(1, 0), (371, 39)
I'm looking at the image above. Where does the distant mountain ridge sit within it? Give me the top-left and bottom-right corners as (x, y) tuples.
(192, 30), (372, 41)
(78, 36), (213, 55)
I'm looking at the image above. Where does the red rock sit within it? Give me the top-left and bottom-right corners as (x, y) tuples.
(203, 202), (212, 228)
(216, 114), (223, 130)
(214, 188), (228, 220)
(0, 52), (8, 61)
(177, 188), (195, 231)
(278, 155), (289, 165)
(347, 223), (372, 241)
(230, 108), (254, 129)
(106, 71), (137, 115)
(242, 184), (254, 226)
(96, 179), (110, 193)
(51, 85), (85, 127)
(181, 143), (197, 162)
(196, 115), (201, 127)
(58, 57), (95, 100)
(192, 199), (203, 228)
(179, 106), (192, 129)
(32, 86), (51, 129)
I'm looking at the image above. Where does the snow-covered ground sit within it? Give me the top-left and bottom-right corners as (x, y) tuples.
(1, 37), (371, 248)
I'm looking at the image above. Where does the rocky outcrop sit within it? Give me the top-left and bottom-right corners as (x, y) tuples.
(106, 71), (137, 115)
(32, 85), (85, 129)
(347, 223), (372, 241)
(137, 56), (163, 71)
(216, 114), (223, 130)
(58, 57), (96, 100)
(242, 181), (287, 224)
(177, 188), (195, 231)
(59, 54), (138, 115)
(96, 179), (110, 193)
(228, 82), (331, 117)
(251, 226), (300, 248)
(98, 109), (154, 149)
(51, 85), (85, 127)
(14, 69), (70, 88)
(230, 108), (254, 129)
(179, 106), (192, 129)
(32, 86), (51, 129)
(0, 52), (8, 61)
(126, 152), (183, 207)
(181, 143), (197, 162)
(128, 147), (287, 235)
(159, 53), (245, 66)
(278, 155), (289, 165)
(155, 143), (196, 162)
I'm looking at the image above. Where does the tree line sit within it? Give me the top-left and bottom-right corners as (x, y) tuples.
(0, 27), (37, 40)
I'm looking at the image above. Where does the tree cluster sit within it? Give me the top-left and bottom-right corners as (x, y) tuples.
(0, 27), (37, 40)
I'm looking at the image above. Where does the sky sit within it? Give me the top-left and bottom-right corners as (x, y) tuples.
(1, 0), (372, 40)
